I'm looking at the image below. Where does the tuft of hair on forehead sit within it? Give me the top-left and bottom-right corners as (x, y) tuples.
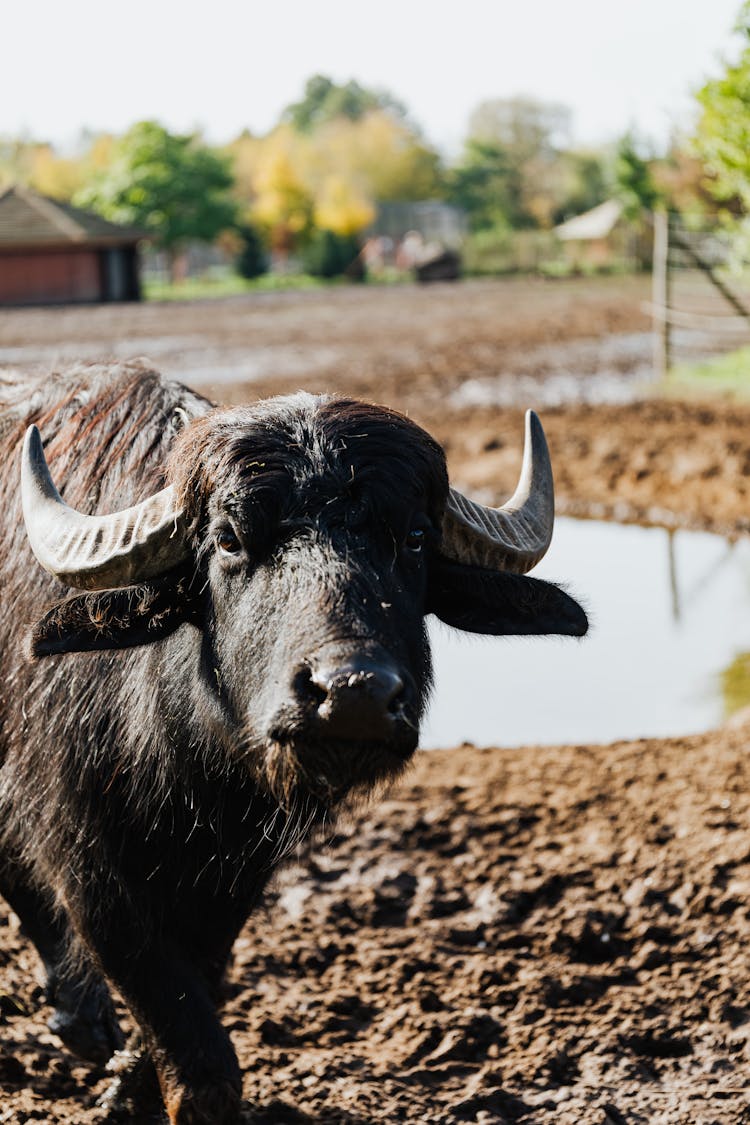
(168, 392), (449, 527)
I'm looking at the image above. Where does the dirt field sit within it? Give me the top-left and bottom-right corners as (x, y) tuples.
(1, 277), (749, 1123)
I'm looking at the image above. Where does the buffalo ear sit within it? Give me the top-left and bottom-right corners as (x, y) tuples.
(29, 570), (201, 658)
(427, 557), (588, 637)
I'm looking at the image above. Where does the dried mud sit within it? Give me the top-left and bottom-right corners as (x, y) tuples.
(1, 278), (749, 1123)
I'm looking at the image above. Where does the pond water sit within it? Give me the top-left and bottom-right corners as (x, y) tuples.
(422, 517), (750, 748)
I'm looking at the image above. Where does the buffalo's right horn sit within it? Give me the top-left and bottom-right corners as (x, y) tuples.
(441, 410), (554, 575)
(21, 425), (189, 590)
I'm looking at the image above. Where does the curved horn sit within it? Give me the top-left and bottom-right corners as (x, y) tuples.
(441, 409), (554, 574)
(21, 425), (189, 590)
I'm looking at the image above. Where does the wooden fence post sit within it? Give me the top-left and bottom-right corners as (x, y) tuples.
(652, 210), (670, 380)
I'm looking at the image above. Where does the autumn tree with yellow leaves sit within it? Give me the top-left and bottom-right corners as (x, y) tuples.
(2, 76), (444, 276)
(227, 77), (443, 259)
(0, 133), (115, 200)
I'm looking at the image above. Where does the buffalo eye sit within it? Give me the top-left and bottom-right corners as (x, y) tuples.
(216, 526), (243, 557)
(405, 527), (425, 554)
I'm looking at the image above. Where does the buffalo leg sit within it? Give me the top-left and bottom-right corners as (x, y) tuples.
(97, 1030), (162, 1121)
(0, 860), (122, 1062)
(95, 941), (242, 1125)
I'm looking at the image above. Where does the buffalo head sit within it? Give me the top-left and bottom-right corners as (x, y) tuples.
(21, 393), (587, 807)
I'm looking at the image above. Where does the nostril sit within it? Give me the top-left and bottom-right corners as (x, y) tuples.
(320, 664), (405, 711)
(388, 691), (405, 715)
(297, 655), (412, 739)
(293, 665), (327, 708)
(321, 666), (405, 711)
(382, 671), (406, 714)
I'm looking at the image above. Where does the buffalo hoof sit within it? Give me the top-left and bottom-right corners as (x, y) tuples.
(97, 1042), (162, 1120)
(163, 1083), (243, 1125)
(46, 975), (123, 1064)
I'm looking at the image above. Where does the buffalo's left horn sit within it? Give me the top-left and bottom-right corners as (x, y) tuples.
(442, 410), (554, 574)
(21, 425), (189, 590)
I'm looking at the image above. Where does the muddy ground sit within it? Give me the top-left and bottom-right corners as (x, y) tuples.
(1, 277), (749, 1123)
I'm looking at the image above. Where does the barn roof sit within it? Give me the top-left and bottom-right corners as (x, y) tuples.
(555, 199), (624, 241)
(0, 184), (143, 250)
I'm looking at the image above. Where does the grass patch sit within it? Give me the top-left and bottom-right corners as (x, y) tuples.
(720, 651), (750, 719)
(143, 272), (326, 302)
(669, 346), (750, 397)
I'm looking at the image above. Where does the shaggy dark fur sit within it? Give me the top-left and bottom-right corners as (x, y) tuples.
(0, 361), (586, 1123)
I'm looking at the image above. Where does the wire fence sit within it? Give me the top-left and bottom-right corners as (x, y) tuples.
(650, 213), (750, 376)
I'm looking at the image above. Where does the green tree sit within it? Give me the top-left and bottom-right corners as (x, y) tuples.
(284, 74), (407, 132)
(614, 133), (662, 218)
(553, 150), (611, 224)
(76, 121), (237, 278)
(693, 2), (750, 213)
(459, 96), (574, 228)
(468, 96), (571, 167)
(446, 139), (528, 231)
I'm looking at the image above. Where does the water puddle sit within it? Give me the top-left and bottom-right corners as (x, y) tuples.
(174, 345), (342, 386)
(450, 332), (654, 408)
(0, 339), (351, 389)
(423, 517), (750, 748)
(0, 337), (196, 367)
(1, 330), (654, 405)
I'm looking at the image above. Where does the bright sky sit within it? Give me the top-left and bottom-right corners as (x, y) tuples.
(3, 0), (744, 153)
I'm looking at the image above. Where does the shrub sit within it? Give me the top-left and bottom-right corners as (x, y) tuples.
(236, 224), (269, 279)
(463, 226), (563, 275)
(302, 229), (363, 279)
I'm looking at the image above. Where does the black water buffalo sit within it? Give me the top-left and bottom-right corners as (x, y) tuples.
(0, 361), (586, 1122)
